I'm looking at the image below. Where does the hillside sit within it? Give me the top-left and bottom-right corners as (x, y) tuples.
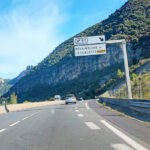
(115, 69), (150, 99)
(4, 0), (150, 102)
(0, 79), (12, 97)
(0, 66), (33, 97)
(9, 66), (34, 85)
(102, 58), (150, 99)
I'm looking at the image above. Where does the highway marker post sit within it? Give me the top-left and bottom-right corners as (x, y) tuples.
(74, 36), (132, 99)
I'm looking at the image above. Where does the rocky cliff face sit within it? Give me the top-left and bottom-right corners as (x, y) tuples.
(4, 0), (150, 102)
(9, 66), (34, 85)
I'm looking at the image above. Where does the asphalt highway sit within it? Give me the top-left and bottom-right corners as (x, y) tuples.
(0, 100), (149, 150)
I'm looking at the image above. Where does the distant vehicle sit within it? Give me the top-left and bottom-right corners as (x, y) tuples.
(54, 95), (61, 101)
(77, 97), (84, 101)
(65, 94), (77, 104)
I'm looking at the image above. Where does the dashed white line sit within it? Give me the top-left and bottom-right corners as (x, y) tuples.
(22, 111), (40, 121)
(85, 122), (100, 130)
(110, 143), (134, 150)
(75, 110), (79, 112)
(22, 116), (29, 120)
(9, 121), (20, 127)
(100, 120), (148, 150)
(77, 114), (84, 117)
(30, 114), (34, 117)
(85, 102), (90, 110)
(0, 128), (6, 133)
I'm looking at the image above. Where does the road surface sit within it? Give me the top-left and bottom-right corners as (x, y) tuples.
(0, 100), (149, 150)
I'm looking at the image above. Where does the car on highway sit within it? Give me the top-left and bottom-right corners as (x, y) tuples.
(77, 97), (84, 101)
(54, 95), (61, 101)
(65, 94), (77, 104)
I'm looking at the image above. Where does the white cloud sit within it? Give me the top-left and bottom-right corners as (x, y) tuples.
(0, 0), (67, 78)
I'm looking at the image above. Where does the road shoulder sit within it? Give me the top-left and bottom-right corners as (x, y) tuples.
(88, 100), (150, 147)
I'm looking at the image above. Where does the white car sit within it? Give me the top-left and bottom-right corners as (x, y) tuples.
(54, 95), (61, 101)
(65, 94), (77, 104)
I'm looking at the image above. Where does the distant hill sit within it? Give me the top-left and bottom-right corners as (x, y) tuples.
(0, 66), (33, 97)
(0, 78), (4, 84)
(9, 66), (34, 84)
(5, 0), (150, 102)
(0, 79), (12, 97)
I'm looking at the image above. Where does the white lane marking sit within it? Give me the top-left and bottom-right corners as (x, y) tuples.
(22, 116), (29, 120)
(30, 114), (35, 117)
(32, 111), (40, 115)
(22, 111), (40, 120)
(77, 114), (84, 117)
(85, 102), (90, 110)
(9, 121), (20, 127)
(85, 122), (100, 130)
(101, 120), (148, 150)
(75, 110), (79, 112)
(111, 143), (134, 150)
(0, 128), (6, 133)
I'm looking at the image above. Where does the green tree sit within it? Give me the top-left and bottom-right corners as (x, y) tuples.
(117, 69), (124, 78)
(10, 92), (17, 104)
(131, 73), (138, 82)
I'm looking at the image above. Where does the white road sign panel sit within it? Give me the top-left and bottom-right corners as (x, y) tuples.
(75, 44), (106, 56)
(74, 35), (105, 46)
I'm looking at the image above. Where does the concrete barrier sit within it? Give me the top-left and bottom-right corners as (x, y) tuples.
(99, 97), (150, 115)
(0, 101), (64, 115)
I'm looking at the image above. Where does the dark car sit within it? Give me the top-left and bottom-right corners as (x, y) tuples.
(77, 97), (84, 101)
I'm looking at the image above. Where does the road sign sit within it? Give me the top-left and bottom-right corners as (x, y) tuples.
(74, 35), (105, 46)
(74, 35), (106, 56)
(75, 44), (106, 56)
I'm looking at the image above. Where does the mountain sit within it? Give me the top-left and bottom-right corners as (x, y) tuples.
(4, 0), (150, 102)
(0, 78), (4, 84)
(0, 79), (12, 97)
(9, 66), (34, 84)
(0, 66), (33, 97)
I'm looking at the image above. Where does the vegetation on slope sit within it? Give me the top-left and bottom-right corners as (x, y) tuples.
(114, 71), (150, 99)
(0, 79), (12, 97)
(102, 58), (150, 99)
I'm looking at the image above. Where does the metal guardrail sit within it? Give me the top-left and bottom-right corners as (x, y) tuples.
(130, 101), (150, 108)
(99, 97), (150, 115)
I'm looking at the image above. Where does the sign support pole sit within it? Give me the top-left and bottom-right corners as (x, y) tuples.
(106, 39), (132, 99)
(122, 40), (132, 99)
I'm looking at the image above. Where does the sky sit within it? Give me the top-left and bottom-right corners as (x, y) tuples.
(0, 0), (127, 79)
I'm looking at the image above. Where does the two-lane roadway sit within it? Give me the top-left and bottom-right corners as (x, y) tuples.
(0, 100), (149, 150)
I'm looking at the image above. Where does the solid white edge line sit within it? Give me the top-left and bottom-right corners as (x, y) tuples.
(100, 120), (148, 150)
(0, 128), (6, 133)
(9, 121), (20, 127)
(77, 114), (84, 117)
(85, 102), (90, 110)
(85, 122), (100, 130)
